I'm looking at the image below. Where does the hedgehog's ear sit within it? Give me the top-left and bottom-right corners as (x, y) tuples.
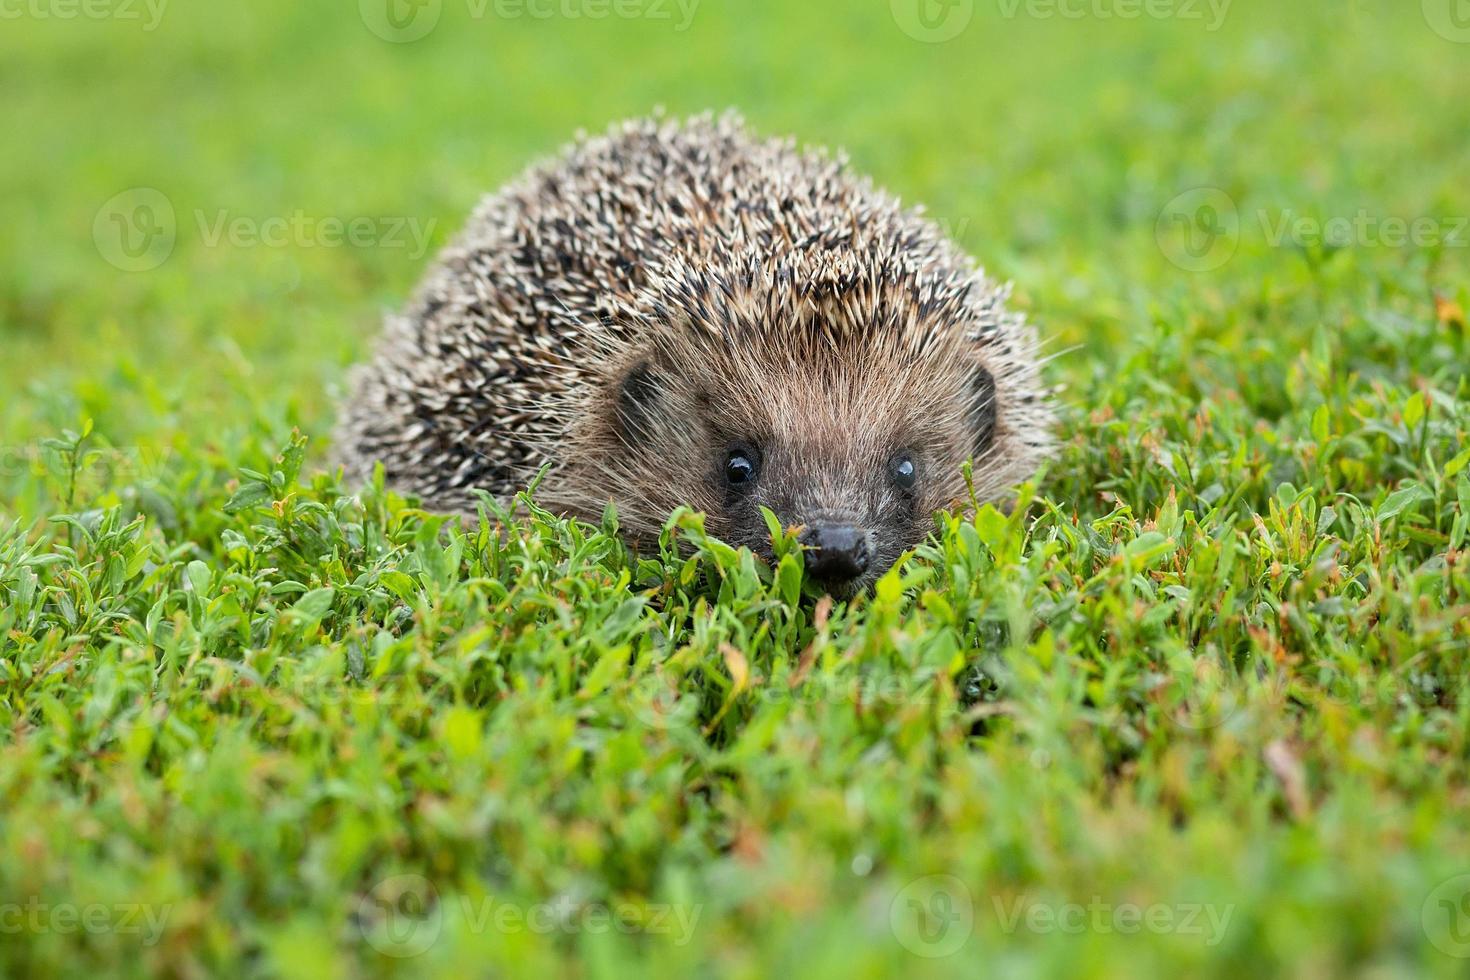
(969, 364), (998, 458)
(615, 360), (664, 448)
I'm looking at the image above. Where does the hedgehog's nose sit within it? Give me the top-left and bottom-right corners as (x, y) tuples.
(801, 525), (871, 584)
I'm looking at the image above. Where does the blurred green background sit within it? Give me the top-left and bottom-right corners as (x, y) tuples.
(3, 1), (1470, 977)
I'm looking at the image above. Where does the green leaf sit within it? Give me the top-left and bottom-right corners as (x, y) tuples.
(1403, 391), (1426, 430)
(776, 553), (802, 607)
(578, 648), (624, 700)
(1445, 447), (1470, 479)
(1311, 404), (1331, 443)
(186, 560), (211, 595)
(290, 587), (336, 628)
(275, 430), (308, 486)
(760, 506), (783, 543)
(440, 706), (483, 760)
(1124, 531), (1175, 564)
(379, 571), (420, 602)
(1376, 484), (1431, 522)
(223, 481), (272, 514)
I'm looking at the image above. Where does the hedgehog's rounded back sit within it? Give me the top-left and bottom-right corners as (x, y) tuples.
(336, 112), (1052, 595)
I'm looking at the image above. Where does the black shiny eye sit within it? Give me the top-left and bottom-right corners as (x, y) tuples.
(889, 452), (917, 490)
(724, 446), (760, 487)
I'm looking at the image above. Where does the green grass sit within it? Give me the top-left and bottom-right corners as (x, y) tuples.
(3, 1), (1470, 976)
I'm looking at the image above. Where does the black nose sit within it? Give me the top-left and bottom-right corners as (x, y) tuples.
(800, 525), (871, 583)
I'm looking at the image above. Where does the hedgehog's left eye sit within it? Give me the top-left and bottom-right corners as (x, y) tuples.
(888, 452), (917, 490)
(724, 444), (761, 487)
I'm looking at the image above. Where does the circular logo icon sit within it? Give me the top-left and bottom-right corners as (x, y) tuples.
(93, 187), (176, 272)
(357, 874), (441, 958)
(360, 0), (442, 43)
(1423, 874), (1470, 958)
(890, 0), (975, 43)
(1156, 187), (1240, 273)
(1163, 660), (1240, 732)
(631, 677), (701, 731)
(1423, 0), (1470, 42)
(889, 874), (974, 958)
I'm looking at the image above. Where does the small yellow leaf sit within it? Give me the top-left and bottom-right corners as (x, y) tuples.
(1434, 293), (1465, 331)
(721, 643), (750, 694)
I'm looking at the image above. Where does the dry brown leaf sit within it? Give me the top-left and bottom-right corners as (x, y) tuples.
(1264, 739), (1311, 821)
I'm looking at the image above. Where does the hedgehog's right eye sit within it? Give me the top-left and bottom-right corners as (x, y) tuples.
(724, 445), (761, 487)
(888, 451), (917, 490)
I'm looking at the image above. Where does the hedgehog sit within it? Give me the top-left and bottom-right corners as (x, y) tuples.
(335, 112), (1052, 597)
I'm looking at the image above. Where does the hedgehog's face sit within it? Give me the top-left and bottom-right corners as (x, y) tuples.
(600, 338), (1006, 600)
(710, 438), (934, 600)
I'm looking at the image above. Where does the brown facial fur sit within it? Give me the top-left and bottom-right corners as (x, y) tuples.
(335, 112), (1053, 593)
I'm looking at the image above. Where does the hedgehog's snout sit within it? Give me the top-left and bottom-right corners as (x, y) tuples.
(799, 524), (872, 586)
